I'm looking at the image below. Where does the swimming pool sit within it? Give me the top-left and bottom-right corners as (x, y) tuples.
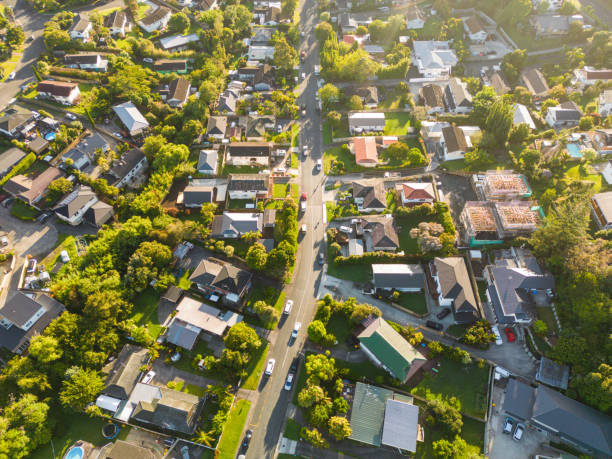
(567, 143), (582, 158)
(64, 446), (84, 459)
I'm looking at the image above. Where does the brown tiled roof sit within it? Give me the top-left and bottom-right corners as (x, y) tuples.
(490, 72), (509, 95)
(465, 15), (485, 35)
(37, 80), (78, 97)
(104, 10), (126, 28)
(420, 84), (444, 108)
(442, 126), (468, 153)
(168, 78), (191, 102)
(139, 6), (170, 26)
(153, 59), (187, 71)
(520, 69), (549, 97)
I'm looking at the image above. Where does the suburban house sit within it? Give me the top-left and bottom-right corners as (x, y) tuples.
(489, 72), (510, 96)
(98, 344), (149, 406)
(599, 90), (612, 117)
(350, 136), (379, 167)
(338, 13), (358, 33)
(180, 185), (214, 208)
(395, 182), (436, 206)
(251, 27), (276, 45)
(532, 0), (563, 11)
(348, 112), (385, 134)
(189, 258), (252, 304)
(83, 200), (114, 228)
(358, 317), (427, 382)
(166, 296), (243, 349)
(159, 33), (199, 52)
(248, 45), (275, 61)
(227, 173), (270, 199)
(216, 89), (240, 114)
(246, 116), (276, 140)
(211, 212), (263, 238)
(37, 80), (81, 105)
(440, 125), (469, 161)
(588, 129), (612, 156)
(345, 86), (379, 109)
(513, 104), (536, 130)
(464, 15), (487, 43)
(138, 6), (171, 33)
(412, 41), (458, 78)
(352, 180), (386, 212)
(405, 4), (425, 29)
(62, 132), (110, 171)
(113, 101), (150, 136)
(494, 201), (542, 238)
(520, 69), (550, 100)
(153, 59), (188, 74)
(4, 166), (63, 207)
(160, 78), (191, 108)
(349, 383), (422, 453)
(503, 378), (612, 458)
(591, 191), (612, 230)
(0, 147), (26, 178)
(197, 150), (218, 175)
(545, 101), (582, 128)
(195, 0), (219, 10)
(420, 84), (445, 115)
(536, 357), (570, 390)
(69, 13), (92, 41)
(0, 292), (66, 354)
(472, 170), (532, 201)
(64, 53), (108, 72)
(530, 14), (579, 38)
(105, 148), (148, 189)
(206, 116), (227, 141)
(372, 264), (425, 292)
(54, 185), (99, 225)
(26, 137), (49, 155)
(99, 441), (157, 459)
(600, 160), (612, 185)
(104, 10), (130, 36)
(253, 4), (281, 26)
(354, 215), (400, 252)
(484, 248), (555, 324)
(431, 257), (480, 323)
(0, 105), (36, 139)
(226, 142), (271, 166)
(237, 63), (273, 86)
(444, 77), (472, 114)
(572, 67), (612, 86)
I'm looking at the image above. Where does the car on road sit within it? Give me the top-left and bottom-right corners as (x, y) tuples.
(436, 308), (451, 320)
(291, 322), (301, 340)
(316, 159), (322, 171)
(142, 371), (155, 384)
(65, 113), (77, 121)
(265, 358), (275, 376)
(425, 320), (443, 331)
(242, 429), (252, 450)
(284, 372), (294, 390)
(26, 259), (37, 274)
(503, 417), (514, 434)
(0, 236), (8, 246)
(7, 72), (16, 80)
(283, 299), (293, 315)
(28, 35), (34, 42)
(338, 225), (352, 233)
(37, 212), (52, 223)
(301, 224), (307, 233)
(60, 250), (70, 263)
(318, 253), (324, 265)
(513, 423), (525, 441)
(300, 50), (306, 58)
(504, 327), (516, 342)
(301, 192), (307, 200)
(290, 357), (299, 373)
(301, 72), (306, 80)
(302, 146), (308, 157)
(1, 197), (14, 208)
(491, 325), (503, 345)
(113, 132), (123, 139)
(163, 438), (174, 447)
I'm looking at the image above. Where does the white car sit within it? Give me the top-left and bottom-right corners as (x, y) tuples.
(60, 250), (70, 263)
(7, 72), (16, 80)
(316, 159), (322, 171)
(491, 325), (503, 345)
(283, 299), (293, 315)
(65, 113), (77, 121)
(265, 358), (275, 376)
(301, 72), (306, 80)
(513, 423), (525, 441)
(338, 225), (352, 234)
(291, 322), (301, 339)
(143, 57), (154, 63)
(284, 373), (294, 391)
(113, 132), (122, 138)
(142, 370), (155, 384)
(0, 236), (8, 246)
(301, 224), (307, 233)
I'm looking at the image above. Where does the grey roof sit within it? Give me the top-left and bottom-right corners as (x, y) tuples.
(206, 116), (227, 136)
(251, 27), (276, 44)
(490, 72), (510, 95)
(364, 217), (399, 249)
(102, 344), (149, 400)
(420, 84), (444, 108)
(217, 90), (239, 112)
(229, 142), (271, 157)
(0, 147), (26, 175)
(72, 132), (109, 156)
(433, 257), (479, 323)
(104, 10), (127, 29)
(109, 148), (146, 181)
(69, 13), (90, 33)
(442, 126), (468, 153)
(83, 200), (114, 227)
(372, 264), (425, 290)
(0, 105), (33, 134)
(349, 382), (393, 446)
(0, 292), (56, 328)
(112, 102), (149, 133)
(593, 192), (612, 226)
(228, 173), (269, 191)
(211, 212), (262, 237)
(166, 320), (200, 350)
(139, 6), (171, 26)
(27, 137), (50, 154)
(503, 378), (536, 421)
(381, 399), (419, 452)
(339, 12), (357, 29)
(345, 86), (378, 105)
(352, 181), (386, 209)
(189, 259), (252, 296)
(197, 150), (217, 173)
(445, 77), (472, 110)
(153, 59), (187, 72)
(161, 285), (183, 303)
(536, 357), (569, 390)
(64, 53), (101, 65)
(54, 185), (96, 219)
(521, 69), (549, 97)
(183, 185), (213, 206)
(245, 117), (275, 138)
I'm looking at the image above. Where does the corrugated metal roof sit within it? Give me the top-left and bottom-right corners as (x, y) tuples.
(348, 382), (393, 446)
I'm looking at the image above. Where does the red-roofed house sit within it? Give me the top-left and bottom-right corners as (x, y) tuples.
(350, 137), (378, 167)
(395, 182), (436, 206)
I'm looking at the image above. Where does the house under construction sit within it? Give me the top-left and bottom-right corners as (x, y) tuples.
(494, 201), (542, 238)
(472, 170), (532, 201)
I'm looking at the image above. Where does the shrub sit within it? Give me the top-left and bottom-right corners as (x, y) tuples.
(0, 152), (36, 186)
(300, 427), (330, 448)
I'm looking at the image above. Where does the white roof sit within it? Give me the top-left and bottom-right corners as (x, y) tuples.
(114, 382), (161, 422)
(381, 399), (419, 452)
(159, 33), (199, 50)
(349, 112), (385, 120)
(248, 45), (275, 61)
(513, 104), (536, 130)
(175, 296), (242, 336)
(112, 101), (149, 134)
(96, 394), (122, 412)
(413, 41), (457, 70)
(372, 264), (423, 274)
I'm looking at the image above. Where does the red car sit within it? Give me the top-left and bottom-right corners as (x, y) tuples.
(301, 192), (307, 200)
(504, 327), (516, 342)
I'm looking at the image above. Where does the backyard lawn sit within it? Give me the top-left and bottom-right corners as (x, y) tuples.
(217, 400), (251, 459)
(326, 259), (372, 283)
(130, 287), (163, 338)
(241, 342), (270, 390)
(273, 183), (299, 201)
(244, 285), (286, 329)
(536, 306), (559, 335)
(396, 292), (427, 315)
(336, 357), (392, 384)
(10, 200), (38, 220)
(326, 314), (353, 345)
(284, 419), (301, 441)
(411, 357), (490, 419)
(172, 339), (216, 376)
(565, 164), (605, 193)
(384, 113), (412, 135)
(476, 280), (488, 304)
(396, 215), (426, 254)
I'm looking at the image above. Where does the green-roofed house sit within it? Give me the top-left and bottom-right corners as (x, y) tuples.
(357, 317), (427, 382)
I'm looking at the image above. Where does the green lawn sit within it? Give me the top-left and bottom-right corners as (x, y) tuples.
(217, 400), (251, 459)
(396, 214), (427, 254)
(284, 418), (301, 441)
(244, 285), (285, 329)
(172, 339), (215, 376)
(446, 323), (471, 339)
(379, 88), (407, 110)
(130, 287), (163, 338)
(177, 268), (192, 290)
(223, 238), (251, 258)
(291, 152), (299, 169)
(536, 306), (559, 335)
(273, 183), (298, 200)
(322, 120), (332, 144)
(227, 198), (256, 209)
(476, 281), (488, 304)
(30, 412), (130, 459)
(326, 260), (372, 283)
(241, 342), (270, 390)
(395, 292), (427, 314)
(565, 164), (605, 193)
(384, 113), (412, 135)
(222, 164), (266, 176)
(326, 314), (353, 346)
(336, 357), (392, 385)
(503, 23), (570, 51)
(40, 234), (78, 272)
(185, 383), (207, 397)
(440, 159), (467, 171)
(411, 358), (490, 419)
(10, 200), (38, 220)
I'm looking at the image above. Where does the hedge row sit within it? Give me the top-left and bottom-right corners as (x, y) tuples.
(334, 251), (432, 265)
(48, 66), (103, 82)
(0, 153), (36, 186)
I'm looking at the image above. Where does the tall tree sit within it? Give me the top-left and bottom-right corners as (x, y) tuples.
(60, 367), (105, 411)
(484, 100), (513, 148)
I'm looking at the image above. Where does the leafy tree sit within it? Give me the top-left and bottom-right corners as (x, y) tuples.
(333, 397), (349, 414)
(508, 123), (530, 145)
(347, 95), (363, 111)
(300, 427), (330, 448)
(224, 322), (261, 354)
(433, 0), (450, 18)
(305, 352), (337, 384)
(349, 304), (381, 324)
(223, 4), (252, 38)
(464, 147), (494, 170)
(107, 64), (155, 106)
(461, 320), (495, 345)
(200, 202), (218, 227)
(572, 364), (612, 413)
(315, 22), (335, 42)
(579, 116), (594, 130)
(28, 335), (62, 364)
(0, 394), (52, 457)
(484, 100), (513, 147)
(513, 86), (532, 106)
(272, 32), (298, 73)
(532, 320), (548, 336)
(59, 367), (105, 411)
(326, 110), (342, 129)
(518, 148), (542, 175)
(310, 400), (332, 427)
(281, 0), (298, 19)
(246, 242), (268, 270)
(433, 436), (483, 458)
(426, 398), (463, 435)
(6, 25), (25, 47)
(496, 0), (531, 27)
(47, 177), (72, 201)
(298, 384), (325, 408)
(472, 86), (497, 127)
(307, 320), (335, 346)
(328, 416), (352, 440)
(168, 12), (190, 34)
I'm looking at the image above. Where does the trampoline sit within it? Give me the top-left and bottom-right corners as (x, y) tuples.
(102, 423), (119, 439)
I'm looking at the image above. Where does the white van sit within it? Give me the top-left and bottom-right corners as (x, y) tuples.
(316, 159), (322, 171)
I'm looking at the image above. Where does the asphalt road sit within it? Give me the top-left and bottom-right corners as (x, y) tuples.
(244, 0), (324, 456)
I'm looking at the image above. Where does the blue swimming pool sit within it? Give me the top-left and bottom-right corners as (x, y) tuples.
(45, 132), (56, 141)
(567, 143), (582, 158)
(64, 446), (84, 459)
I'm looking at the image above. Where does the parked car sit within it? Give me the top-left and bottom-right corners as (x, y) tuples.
(291, 322), (301, 340)
(242, 429), (252, 450)
(436, 308), (451, 320)
(503, 417), (514, 434)
(283, 299), (293, 315)
(60, 250), (70, 263)
(318, 253), (324, 265)
(142, 370), (155, 384)
(513, 423), (525, 441)
(170, 352), (181, 362)
(65, 113), (77, 121)
(491, 325), (503, 345)
(163, 438), (174, 447)
(1, 236), (8, 246)
(301, 192), (307, 200)
(143, 57), (154, 63)
(37, 212), (52, 223)
(290, 357), (299, 373)
(338, 225), (352, 234)
(504, 327), (516, 342)
(316, 159), (322, 171)
(265, 358), (275, 376)
(301, 224), (307, 233)
(284, 372), (294, 391)
(26, 259), (37, 274)
(7, 72), (16, 80)
(1, 197), (14, 208)
(425, 320), (443, 331)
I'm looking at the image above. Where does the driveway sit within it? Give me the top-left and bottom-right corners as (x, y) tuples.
(435, 172), (477, 222)
(150, 359), (218, 389)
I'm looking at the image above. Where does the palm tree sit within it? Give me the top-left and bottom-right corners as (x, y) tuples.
(194, 429), (215, 447)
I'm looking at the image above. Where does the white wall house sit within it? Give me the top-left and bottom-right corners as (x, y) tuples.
(348, 112), (386, 134)
(440, 125), (470, 161)
(37, 81), (81, 106)
(412, 41), (458, 78)
(138, 7), (171, 33)
(54, 186), (98, 226)
(599, 90), (612, 117)
(69, 14), (92, 41)
(64, 54), (108, 72)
